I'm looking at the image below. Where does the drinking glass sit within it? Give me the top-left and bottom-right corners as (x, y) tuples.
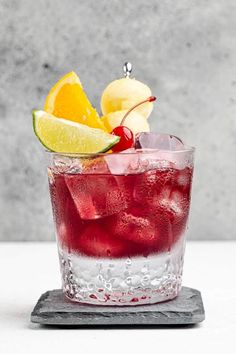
(47, 147), (194, 306)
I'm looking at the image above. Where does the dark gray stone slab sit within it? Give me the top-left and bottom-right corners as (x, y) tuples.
(31, 287), (205, 326)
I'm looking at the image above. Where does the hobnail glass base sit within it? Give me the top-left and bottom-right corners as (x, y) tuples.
(58, 238), (185, 306)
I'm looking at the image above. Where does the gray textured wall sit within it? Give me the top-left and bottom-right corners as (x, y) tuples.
(0, 0), (235, 241)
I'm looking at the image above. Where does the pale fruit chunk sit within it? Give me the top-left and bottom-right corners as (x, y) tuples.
(101, 78), (153, 119)
(102, 110), (150, 135)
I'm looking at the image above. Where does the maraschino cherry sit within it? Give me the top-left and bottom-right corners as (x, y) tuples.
(112, 96), (157, 152)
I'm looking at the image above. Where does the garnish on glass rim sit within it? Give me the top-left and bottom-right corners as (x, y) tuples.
(111, 96), (157, 152)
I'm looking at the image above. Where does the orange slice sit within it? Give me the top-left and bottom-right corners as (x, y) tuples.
(44, 71), (107, 131)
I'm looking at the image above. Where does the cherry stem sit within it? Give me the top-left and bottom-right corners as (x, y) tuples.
(120, 96), (157, 126)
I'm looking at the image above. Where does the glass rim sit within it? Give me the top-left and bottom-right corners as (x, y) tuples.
(45, 146), (195, 158)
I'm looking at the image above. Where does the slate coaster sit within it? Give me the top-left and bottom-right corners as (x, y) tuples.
(31, 287), (205, 326)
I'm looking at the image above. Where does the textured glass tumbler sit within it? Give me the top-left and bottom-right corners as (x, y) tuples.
(47, 147), (194, 306)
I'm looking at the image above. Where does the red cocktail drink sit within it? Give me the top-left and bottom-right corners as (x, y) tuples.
(48, 147), (194, 305)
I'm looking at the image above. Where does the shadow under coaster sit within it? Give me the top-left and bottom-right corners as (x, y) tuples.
(31, 286), (205, 327)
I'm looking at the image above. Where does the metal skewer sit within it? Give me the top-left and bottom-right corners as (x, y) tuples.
(123, 62), (132, 77)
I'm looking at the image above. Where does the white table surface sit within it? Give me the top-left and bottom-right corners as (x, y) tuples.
(0, 241), (235, 354)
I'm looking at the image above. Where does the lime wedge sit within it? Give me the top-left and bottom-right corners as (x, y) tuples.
(32, 110), (119, 153)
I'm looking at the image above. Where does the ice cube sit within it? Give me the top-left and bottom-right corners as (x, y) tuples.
(65, 174), (132, 220)
(176, 167), (193, 191)
(107, 207), (157, 246)
(135, 133), (193, 170)
(82, 157), (110, 174)
(133, 170), (159, 204)
(65, 159), (83, 174)
(136, 150), (175, 171)
(158, 187), (188, 223)
(105, 148), (163, 175)
(105, 149), (140, 175)
(106, 206), (171, 252)
(51, 155), (73, 173)
(51, 156), (110, 175)
(67, 156), (109, 175)
(135, 132), (184, 151)
(133, 167), (176, 205)
(157, 187), (190, 243)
